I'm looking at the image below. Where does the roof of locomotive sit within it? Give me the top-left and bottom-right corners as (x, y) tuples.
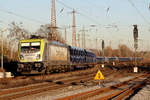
(19, 39), (66, 47)
(48, 40), (69, 48)
(19, 38), (46, 43)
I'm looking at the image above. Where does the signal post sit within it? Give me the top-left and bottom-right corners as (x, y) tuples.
(133, 25), (138, 72)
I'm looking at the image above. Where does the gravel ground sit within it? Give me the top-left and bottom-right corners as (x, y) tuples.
(14, 72), (139, 100)
(1, 66), (147, 100)
(130, 85), (150, 100)
(0, 67), (98, 89)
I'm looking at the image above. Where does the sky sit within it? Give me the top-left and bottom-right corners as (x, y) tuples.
(0, 0), (150, 51)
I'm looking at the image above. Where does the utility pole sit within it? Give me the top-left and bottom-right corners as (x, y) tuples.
(82, 29), (84, 48)
(109, 40), (112, 47)
(72, 9), (76, 46)
(64, 27), (67, 43)
(82, 26), (86, 48)
(96, 38), (98, 50)
(1, 29), (6, 71)
(1, 30), (3, 71)
(50, 0), (57, 40)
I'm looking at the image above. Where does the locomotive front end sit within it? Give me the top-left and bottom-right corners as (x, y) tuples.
(17, 39), (46, 73)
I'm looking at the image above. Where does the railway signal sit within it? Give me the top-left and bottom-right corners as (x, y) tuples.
(102, 40), (104, 55)
(101, 40), (105, 68)
(133, 25), (138, 72)
(133, 25), (138, 50)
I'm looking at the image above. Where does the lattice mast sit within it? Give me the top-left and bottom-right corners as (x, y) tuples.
(78, 33), (80, 47)
(50, 0), (57, 40)
(82, 26), (86, 48)
(72, 9), (76, 46)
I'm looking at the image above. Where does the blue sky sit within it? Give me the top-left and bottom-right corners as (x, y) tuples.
(0, 0), (150, 51)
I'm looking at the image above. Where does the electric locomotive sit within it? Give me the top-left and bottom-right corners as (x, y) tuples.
(17, 38), (96, 74)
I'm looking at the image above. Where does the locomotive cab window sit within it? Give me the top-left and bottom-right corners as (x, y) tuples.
(31, 42), (40, 52)
(21, 42), (40, 53)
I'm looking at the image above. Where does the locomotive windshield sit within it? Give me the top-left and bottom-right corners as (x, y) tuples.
(21, 42), (40, 53)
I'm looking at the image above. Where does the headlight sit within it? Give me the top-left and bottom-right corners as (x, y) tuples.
(36, 54), (40, 59)
(35, 63), (41, 67)
(18, 64), (24, 68)
(20, 55), (24, 60)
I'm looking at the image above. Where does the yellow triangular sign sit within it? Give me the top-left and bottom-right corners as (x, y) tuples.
(94, 70), (104, 80)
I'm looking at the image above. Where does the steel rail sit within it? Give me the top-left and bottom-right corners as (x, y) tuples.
(55, 74), (148, 100)
(0, 72), (96, 100)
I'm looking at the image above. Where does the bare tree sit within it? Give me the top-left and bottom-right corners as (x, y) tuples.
(7, 22), (30, 41)
(118, 44), (133, 57)
(104, 46), (113, 57)
(112, 49), (121, 57)
(35, 24), (65, 43)
(6, 22), (30, 60)
(35, 24), (51, 39)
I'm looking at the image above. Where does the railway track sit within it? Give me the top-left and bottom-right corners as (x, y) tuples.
(0, 66), (117, 100)
(0, 66), (140, 100)
(0, 71), (97, 100)
(0, 66), (116, 89)
(55, 74), (150, 100)
(0, 67), (98, 89)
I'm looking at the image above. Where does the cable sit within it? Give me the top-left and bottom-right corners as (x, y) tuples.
(127, 0), (150, 25)
(56, 0), (72, 10)
(0, 18), (7, 27)
(0, 9), (46, 24)
(56, 0), (101, 25)
(76, 12), (101, 25)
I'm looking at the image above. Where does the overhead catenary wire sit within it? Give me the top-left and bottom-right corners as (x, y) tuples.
(127, 0), (150, 25)
(0, 9), (46, 24)
(56, 0), (125, 32)
(0, 19), (7, 28)
(56, 0), (139, 32)
(56, 0), (101, 26)
(0, 15), (9, 25)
